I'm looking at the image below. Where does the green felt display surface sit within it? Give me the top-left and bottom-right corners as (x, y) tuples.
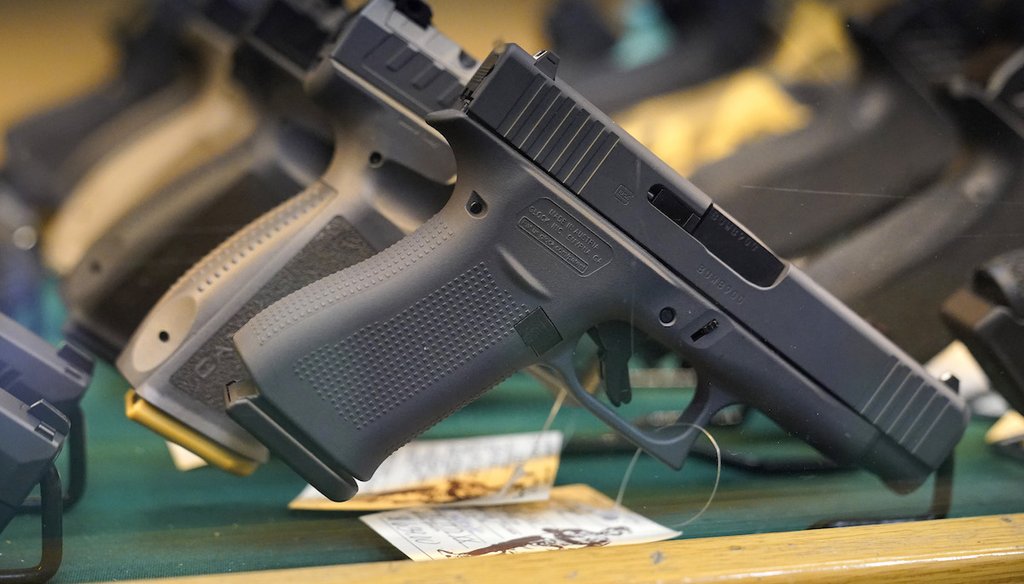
(2, 288), (1024, 582)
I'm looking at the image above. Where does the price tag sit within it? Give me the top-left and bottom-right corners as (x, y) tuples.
(290, 431), (562, 511)
(360, 484), (680, 561)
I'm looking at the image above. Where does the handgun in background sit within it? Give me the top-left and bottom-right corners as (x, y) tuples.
(41, 0), (273, 277)
(0, 387), (68, 534)
(688, 15), (959, 260)
(0, 0), (193, 319)
(2, 0), (194, 211)
(60, 0), (344, 362)
(0, 313), (93, 423)
(0, 312), (93, 510)
(228, 44), (968, 502)
(805, 36), (1024, 361)
(116, 0), (475, 476)
(943, 247), (1024, 416)
(0, 313), (86, 584)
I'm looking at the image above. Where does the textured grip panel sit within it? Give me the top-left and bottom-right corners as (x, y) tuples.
(293, 262), (531, 429)
(66, 149), (320, 357)
(170, 216), (376, 410)
(246, 215), (455, 345)
(169, 181), (334, 298)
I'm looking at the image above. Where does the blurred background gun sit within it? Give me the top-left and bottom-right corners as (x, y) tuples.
(0, 0), (193, 323)
(547, 0), (775, 113)
(60, 0), (342, 361)
(117, 0), (475, 474)
(0, 387), (67, 584)
(0, 313), (94, 508)
(3, 0), (194, 211)
(0, 314), (93, 583)
(40, 0), (269, 277)
(805, 33), (1024, 360)
(943, 247), (1024, 417)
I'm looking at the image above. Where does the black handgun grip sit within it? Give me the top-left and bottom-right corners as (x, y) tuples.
(942, 248), (1024, 415)
(3, 2), (190, 208)
(119, 127), (454, 460)
(117, 176), (338, 461)
(234, 211), (541, 481)
(975, 249), (1024, 318)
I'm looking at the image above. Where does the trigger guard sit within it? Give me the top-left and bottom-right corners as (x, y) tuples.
(542, 346), (737, 470)
(541, 344), (587, 399)
(655, 374), (738, 440)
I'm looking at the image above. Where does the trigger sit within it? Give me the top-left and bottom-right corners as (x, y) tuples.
(588, 322), (635, 407)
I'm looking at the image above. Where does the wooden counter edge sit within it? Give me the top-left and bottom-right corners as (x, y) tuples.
(123, 513), (1024, 584)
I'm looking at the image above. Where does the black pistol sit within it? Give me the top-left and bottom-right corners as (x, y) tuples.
(228, 45), (968, 501)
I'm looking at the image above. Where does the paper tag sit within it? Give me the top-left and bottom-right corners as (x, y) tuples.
(290, 431), (562, 511)
(986, 410), (1024, 444)
(166, 441), (208, 471)
(360, 484), (680, 561)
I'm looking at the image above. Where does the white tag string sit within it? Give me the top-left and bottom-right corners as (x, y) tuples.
(614, 448), (642, 508)
(541, 389), (567, 434)
(671, 424), (721, 529)
(613, 423), (722, 531)
(495, 389), (566, 497)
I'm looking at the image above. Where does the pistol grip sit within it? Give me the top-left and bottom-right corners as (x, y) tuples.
(3, 5), (187, 208)
(117, 179), (339, 466)
(232, 211), (541, 488)
(42, 30), (260, 275)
